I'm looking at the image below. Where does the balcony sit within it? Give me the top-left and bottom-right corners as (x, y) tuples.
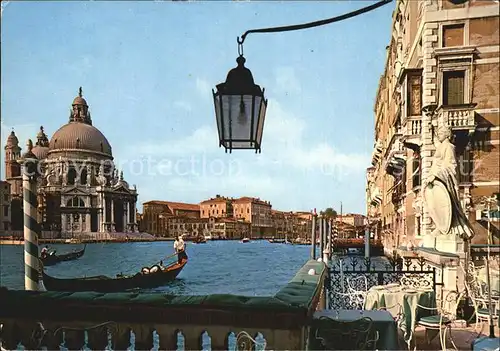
(0, 260), (326, 350)
(436, 104), (477, 133)
(401, 118), (422, 148)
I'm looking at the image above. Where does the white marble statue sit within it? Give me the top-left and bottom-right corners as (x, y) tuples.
(423, 124), (474, 240)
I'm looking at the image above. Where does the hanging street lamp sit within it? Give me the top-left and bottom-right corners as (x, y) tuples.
(212, 0), (392, 153)
(213, 52), (267, 154)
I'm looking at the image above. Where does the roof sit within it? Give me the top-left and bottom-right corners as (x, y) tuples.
(233, 196), (271, 206)
(200, 196), (231, 204)
(143, 200), (200, 212)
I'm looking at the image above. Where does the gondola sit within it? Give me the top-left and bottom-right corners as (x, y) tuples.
(40, 253), (188, 292)
(40, 244), (87, 266)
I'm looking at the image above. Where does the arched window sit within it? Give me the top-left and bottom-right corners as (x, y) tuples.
(80, 168), (87, 185)
(66, 197), (85, 207)
(67, 168), (77, 185)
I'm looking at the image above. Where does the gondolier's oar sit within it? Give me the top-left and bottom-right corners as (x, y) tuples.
(158, 252), (178, 264)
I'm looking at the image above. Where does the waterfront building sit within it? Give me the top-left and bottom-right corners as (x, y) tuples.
(0, 180), (11, 232)
(4, 89), (139, 237)
(213, 217), (251, 239)
(232, 197), (273, 238)
(367, 0), (500, 252)
(271, 210), (295, 238)
(199, 195), (233, 218)
(142, 200), (200, 236)
(336, 213), (366, 227)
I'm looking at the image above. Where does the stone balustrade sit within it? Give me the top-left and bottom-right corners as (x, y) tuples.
(437, 104), (477, 131)
(0, 260), (326, 350)
(406, 118), (422, 136)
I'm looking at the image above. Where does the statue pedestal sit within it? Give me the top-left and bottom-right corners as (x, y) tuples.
(422, 235), (436, 249)
(435, 234), (465, 255)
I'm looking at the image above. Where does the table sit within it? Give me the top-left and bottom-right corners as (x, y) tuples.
(364, 285), (435, 344)
(311, 309), (400, 350)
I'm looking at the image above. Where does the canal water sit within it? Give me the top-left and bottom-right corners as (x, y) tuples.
(0, 240), (313, 296)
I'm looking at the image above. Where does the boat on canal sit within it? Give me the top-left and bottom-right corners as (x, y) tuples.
(241, 238), (250, 243)
(40, 252), (188, 292)
(40, 244), (87, 266)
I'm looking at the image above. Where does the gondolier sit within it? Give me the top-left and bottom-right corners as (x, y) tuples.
(174, 235), (187, 264)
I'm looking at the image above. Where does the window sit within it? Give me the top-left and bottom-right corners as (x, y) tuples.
(67, 168), (77, 185)
(407, 74), (422, 116)
(443, 71), (465, 105)
(4, 205), (8, 217)
(66, 197), (85, 207)
(442, 24), (464, 47)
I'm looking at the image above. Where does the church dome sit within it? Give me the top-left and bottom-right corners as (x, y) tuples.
(49, 122), (112, 157)
(6, 131), (19, 148)
(32, 145), (49, 160)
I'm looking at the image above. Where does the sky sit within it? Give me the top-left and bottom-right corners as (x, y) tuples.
(1, 0), (394, 214)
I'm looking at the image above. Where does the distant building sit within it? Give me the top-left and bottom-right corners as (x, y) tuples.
(213, 218), (251, 239)
(0, 180), (11, 232)
(232, 197), (273, 238)
(200, 195), (233, 218)
(336, 213), (366, 227)
(142, 200), (200, 236)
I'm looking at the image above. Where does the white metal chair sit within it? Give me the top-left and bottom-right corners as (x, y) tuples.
(346, 276), (369, 309)
(461, 264), (500, 339)
(414, 290), (463, 351)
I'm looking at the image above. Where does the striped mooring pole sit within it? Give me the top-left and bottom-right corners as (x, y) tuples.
(21, 140), (40, 291)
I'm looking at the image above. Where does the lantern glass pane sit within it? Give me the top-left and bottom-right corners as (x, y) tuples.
(256, 99), (267, 146)
(221, 95), (233, 141)
(252, 96), (262, 140)
(214, 95), (223, 140)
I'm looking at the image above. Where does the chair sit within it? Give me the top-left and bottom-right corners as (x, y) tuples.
(315, 316), (379, 350)
(461, 264), (500, 338)
(414, 290), (463, 351)
(346, 276), (369, 309)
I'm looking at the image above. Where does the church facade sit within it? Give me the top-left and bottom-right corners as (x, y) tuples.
(4, 88), (139, 237)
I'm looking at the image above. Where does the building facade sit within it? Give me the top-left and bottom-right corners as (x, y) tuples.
(0, 181), (11, 232)
(336, 213), (366, 227)
(4, 88), (139, 237)
(142, 201), (200, 236)
(200, 195), (233, 218)
(367, 0), (500, 251)
(232, 197), (273, 237)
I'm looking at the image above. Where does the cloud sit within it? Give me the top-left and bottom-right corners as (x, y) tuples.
(274, 67), (301, 95)
(195, 78), (212, 100)
(173, 100), (192, 112)
(123, 97), (369, 209)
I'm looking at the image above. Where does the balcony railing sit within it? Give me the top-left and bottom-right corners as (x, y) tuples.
(0, 260), (326, 350)
(405, 118), (422, 137)
(437, 104), (477, 131)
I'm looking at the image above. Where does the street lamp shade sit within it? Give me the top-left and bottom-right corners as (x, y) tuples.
(213, 55), (267, 153)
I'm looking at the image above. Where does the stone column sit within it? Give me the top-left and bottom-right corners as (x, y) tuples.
(101, 195), (106, 232)
(123, 201), (128, 233)
(96, 194), (102, 233)
(86, 212), (91, 233)
(420, 12), (439, 246)
(111, 199), (115, 232)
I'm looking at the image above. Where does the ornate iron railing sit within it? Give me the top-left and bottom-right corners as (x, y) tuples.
(326, 255), (443, 310)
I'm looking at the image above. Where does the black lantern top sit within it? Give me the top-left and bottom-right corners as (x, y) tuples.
(213, 55), (267, 153)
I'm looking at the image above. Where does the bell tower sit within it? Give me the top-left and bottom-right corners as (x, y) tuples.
(4, 130), (22, 179)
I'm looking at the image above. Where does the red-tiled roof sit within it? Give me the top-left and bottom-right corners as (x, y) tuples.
(233, 196), (271, 206)
(200, 196), (230, 204)
(143, 200), (200, 212)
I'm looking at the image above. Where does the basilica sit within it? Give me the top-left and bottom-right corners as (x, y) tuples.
(4, 88), (139, 237)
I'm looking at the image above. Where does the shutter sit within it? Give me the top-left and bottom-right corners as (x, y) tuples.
(444, 71), (465, 105)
